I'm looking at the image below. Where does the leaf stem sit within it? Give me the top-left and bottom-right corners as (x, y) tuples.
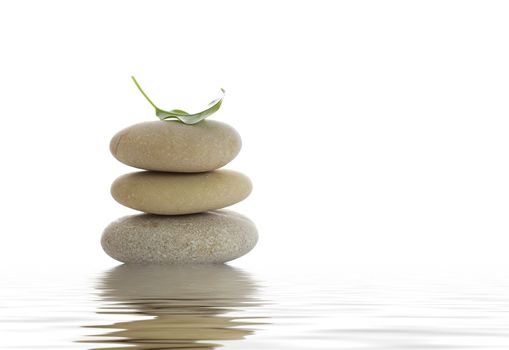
(131, 76), (159, 111)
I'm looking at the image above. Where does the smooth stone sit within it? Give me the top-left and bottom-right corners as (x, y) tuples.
(101, 210), (258, 264)
(110, 120), (242, 172)
(111, 169), (252, 215)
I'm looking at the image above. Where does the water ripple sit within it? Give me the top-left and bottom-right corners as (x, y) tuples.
(81, 264), (266, 349)
(3, 266), (509, 349)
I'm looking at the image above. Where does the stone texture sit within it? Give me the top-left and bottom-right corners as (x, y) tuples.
(110, 120), (242, 172)
(111, 169), (252, 215)
(101, 210), (258, 264)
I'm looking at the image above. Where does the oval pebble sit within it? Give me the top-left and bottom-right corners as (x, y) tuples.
(111, 169), (252, 215)
(110, 120), (242, 172)
(101, 210), (258, 264)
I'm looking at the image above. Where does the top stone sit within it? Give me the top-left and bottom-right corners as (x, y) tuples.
(110, 120), (242, 172)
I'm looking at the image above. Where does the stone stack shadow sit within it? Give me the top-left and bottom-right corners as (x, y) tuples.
(82, 265), (265, 349)
(102, 120), (257, 264)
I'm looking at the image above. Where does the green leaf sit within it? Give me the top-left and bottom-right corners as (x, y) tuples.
(131, 76), (225, 125)
(167, 109), (189, 115)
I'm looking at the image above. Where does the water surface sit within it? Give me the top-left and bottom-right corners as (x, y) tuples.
(2, 265), (509, 349)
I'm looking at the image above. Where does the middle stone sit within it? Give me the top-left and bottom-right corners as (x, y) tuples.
(111, 169), (252, 215)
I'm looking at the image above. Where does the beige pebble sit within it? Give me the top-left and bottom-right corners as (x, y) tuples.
(110, 120), (242, 172)
(101, 210), (258, 264)
(111, 169), (252, 215)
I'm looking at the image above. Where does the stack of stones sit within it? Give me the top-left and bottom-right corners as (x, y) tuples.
(101, 120), (257, 264)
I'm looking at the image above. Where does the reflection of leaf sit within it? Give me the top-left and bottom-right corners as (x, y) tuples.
(132, 76), (225, 125)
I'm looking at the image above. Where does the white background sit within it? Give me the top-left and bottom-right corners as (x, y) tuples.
(1, 0), (508, 272)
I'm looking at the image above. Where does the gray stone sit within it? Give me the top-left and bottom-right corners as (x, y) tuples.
(110, 120), (242, 172)
(101, 210), (258, 264)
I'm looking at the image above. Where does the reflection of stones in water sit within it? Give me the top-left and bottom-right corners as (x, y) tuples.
(84, 264), (263, 350)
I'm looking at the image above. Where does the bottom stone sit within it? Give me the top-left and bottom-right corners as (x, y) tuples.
(101, 210), (258, 264)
